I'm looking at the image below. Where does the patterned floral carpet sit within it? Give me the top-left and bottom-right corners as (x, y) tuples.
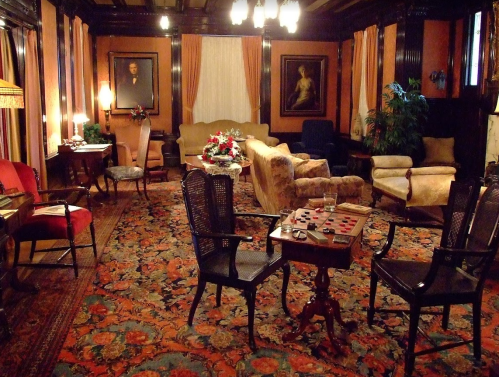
(2, 176), (499, 376)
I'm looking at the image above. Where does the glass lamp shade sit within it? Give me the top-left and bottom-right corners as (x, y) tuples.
(253, 1), (265, 28)
(160, 15), (169, 30)
(99, 81), (112, 111)
(231, 0), (248, 25)
(264, 0), (278, 19)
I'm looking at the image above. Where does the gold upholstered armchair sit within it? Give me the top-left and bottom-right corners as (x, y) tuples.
(370, 155), (456, 217)
(115, 124), (164, 169)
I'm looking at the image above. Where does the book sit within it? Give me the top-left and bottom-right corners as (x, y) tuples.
(0, 194), (12, 207)
(33, 205), (82, 216)
(336, 202), (372, 215)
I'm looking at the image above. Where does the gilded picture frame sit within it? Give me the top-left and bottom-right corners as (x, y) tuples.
(109, 52), (159, 115)
(280, 55), (327, 117)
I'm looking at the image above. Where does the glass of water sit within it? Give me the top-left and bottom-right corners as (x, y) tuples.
(323, 192), (337, 212)
(280, 209), (295, 233)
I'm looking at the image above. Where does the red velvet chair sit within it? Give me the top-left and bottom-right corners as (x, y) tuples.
(0, 159), (97, 278)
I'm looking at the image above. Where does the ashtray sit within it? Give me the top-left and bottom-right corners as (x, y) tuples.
(292, 230), (307, 240)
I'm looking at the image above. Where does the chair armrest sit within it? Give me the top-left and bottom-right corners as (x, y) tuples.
(409, 166), (457, 176)
(193, 230), (253, 242)
(371, 155), (413, 169)
(291, 142), (306, 154)
(376, 220), (444, 258)
(235, 212), (280, 252)
(265, 136), (280, 147)
(433, 246), (493, 258)
(149, 140), (164, 165)
(116, 142), (133, 166)
(176, 136), (187, 164)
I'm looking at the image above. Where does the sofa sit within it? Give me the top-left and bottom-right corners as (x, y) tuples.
(176, 120), (279, 164)
(245, 139), (364, 214)
(370, 155), (456, 215)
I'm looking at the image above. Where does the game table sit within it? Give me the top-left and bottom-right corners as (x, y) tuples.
(270, 207), (369, 353)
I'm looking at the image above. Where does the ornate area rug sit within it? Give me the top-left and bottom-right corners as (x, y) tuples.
(2, 178), (498, 376)
(50, 180), (498, 377)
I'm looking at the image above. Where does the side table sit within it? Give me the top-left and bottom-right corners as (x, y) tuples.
(348, 152), (371, 180)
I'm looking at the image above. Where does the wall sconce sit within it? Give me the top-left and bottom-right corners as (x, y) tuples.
(99, 81), (112, 133)
(429, 70), (446, 90)
(72, 113), (89, 145)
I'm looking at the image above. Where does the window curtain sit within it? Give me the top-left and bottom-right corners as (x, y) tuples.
(82, 23), (94, 124)
(242, 36), (262, 123)
(0, 30), (22, 160)
(25, 29), (47, 189)
(364, 25), (378, 135)
(181, 34), (202, 124)
(193, 37), (251, 123)
(350, 31), (364, 141)
(72, 17), (84, 136)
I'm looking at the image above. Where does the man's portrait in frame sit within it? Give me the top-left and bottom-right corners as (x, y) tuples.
(109, 52), (159, 115)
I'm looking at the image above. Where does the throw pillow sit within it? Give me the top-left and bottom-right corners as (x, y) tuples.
(421, 137), (455, 166)
(275, 143), (292, 155)
(293, 159), (331, 179)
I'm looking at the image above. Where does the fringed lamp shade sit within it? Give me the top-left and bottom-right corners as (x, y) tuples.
(0, 79), (24, 109)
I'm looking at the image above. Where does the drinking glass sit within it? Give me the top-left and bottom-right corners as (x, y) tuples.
(280, 209), (295, 233)
(324, 192), (337, 212)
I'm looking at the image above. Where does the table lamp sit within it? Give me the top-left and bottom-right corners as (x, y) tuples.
(99, 81), (112, 133)
(72, 113), (89, 145)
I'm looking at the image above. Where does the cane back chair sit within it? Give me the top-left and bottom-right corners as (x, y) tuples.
(368, 180), (499, 376)
(181, 169), (290, 350)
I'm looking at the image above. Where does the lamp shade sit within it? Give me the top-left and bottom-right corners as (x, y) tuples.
(99, 81), (112, 111)
(0, 78), (24, 109)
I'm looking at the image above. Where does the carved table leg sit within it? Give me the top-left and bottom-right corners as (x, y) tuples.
(283, 266), (357, 352)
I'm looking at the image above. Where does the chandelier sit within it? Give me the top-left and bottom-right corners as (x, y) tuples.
(231, 0), (300, 33)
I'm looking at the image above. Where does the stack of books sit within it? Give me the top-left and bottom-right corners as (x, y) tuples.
(0, 194), (12, 208)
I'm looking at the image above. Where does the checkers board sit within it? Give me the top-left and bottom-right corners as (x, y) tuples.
(283, 208), (365, 237)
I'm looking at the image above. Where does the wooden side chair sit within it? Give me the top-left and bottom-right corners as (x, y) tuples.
(367, 180), (499, 376)
(104, 119), (151, 204)
(0, 159), (97, 278)
(181, 169), (290, 350)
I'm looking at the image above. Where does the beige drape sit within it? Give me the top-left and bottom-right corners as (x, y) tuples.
(242, 36), (262, 123)
(181, 34), (202, 124)
(0, 30), (21, 160)
(351, 31), (364, 135)
(365, 25), (378, 114)
(73, 17), (84, 120)
(83, 24), (94, 124)
(25, 30), (47, 189)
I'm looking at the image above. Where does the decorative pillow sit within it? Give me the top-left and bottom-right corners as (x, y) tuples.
(274, 143), (291, 155)
(293, 159), (331, 179)
(421, 137), (455, 166)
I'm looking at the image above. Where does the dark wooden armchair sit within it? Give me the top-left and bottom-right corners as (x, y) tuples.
(0, 159), (97, 278)
(368, 179), (499, 376)
(181, 169), (290, 350)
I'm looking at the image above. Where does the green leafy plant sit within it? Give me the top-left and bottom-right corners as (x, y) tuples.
(83, 123), (107, 144)
(363, 78), (429, 156)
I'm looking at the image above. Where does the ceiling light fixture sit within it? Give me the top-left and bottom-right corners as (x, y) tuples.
(160, 15), (170, 30)
(231, 0), (300, 32)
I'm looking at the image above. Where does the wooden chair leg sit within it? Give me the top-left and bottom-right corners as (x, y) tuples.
(135, 179), (141, 196)
(281, 262), (290, 315)
(143, 177), (149, 201)
(89, 221), (97, 258)
(216, 284), (222, 307)
(13, 240), (21, 267)
(29, 241), (37, 261)
(188, 279), (206, 326)
(405, 305), (421, 377)
(245, 289), (257, 351)
(113, 180), (119, 204)
(442, 304), (450, 330)
(367, 268), (378, 326)
(473, 300), (482, 360)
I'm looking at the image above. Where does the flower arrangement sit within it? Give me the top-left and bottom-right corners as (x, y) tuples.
(129, 105), (149, 121)
(202, 131), (242, 165)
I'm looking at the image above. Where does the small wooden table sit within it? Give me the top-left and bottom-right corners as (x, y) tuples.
(58, 144), (112, 200)
(185, 155), (252, 181)
(270, 209), (369, 353)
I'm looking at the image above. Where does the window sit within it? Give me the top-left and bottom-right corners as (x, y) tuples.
(468, 11), (482, 86)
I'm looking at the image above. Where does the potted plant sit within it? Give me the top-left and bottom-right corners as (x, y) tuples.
(83, 123), (107, 144)
(363, 78), (429, 156)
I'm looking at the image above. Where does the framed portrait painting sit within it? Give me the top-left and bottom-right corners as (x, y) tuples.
(109, 52), (159, 115)
(280, 55), (327, 117)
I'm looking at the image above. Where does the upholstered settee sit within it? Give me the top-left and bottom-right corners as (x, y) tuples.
(245, 139), (364, 215)
(370, 155), (456, 213)
(115, 124), (164, 169)
(176, 120), (279, 164)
